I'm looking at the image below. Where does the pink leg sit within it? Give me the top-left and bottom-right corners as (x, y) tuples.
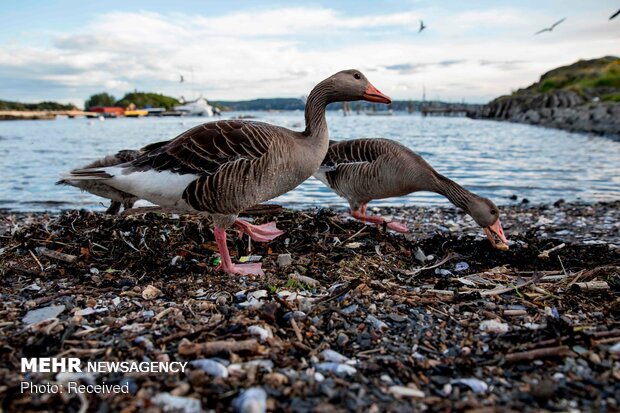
(234, 219), (284, 242)
(350, 203), (409, 233)
(214, 227), (264, 276)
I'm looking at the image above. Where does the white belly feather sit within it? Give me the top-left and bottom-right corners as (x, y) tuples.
(102, 166), (198, 208)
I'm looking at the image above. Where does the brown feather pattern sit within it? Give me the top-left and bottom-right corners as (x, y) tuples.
(319, 138), (478, 213)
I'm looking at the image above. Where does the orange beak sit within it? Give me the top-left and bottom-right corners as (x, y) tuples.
(363, 83), (391, 104)
(483, 219), (508, 249)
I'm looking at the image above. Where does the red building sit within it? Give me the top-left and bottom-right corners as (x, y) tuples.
(89, 107), (125, 117)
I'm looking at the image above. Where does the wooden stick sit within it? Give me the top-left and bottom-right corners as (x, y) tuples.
(594, 336), (620, 345)
(505, 346), (574, 363)
(39, 247), (77, 263)
(178, 338), (262, 356)
(29, 250), (44, 271)
(478, 273), (543, 296)
(290, 318), (304, 343)
(573, 281), (610, 291)
(538, 243), (566, 259)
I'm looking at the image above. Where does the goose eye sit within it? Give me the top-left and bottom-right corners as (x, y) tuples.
(354, 73), (361, 80)
(490, 210), (497, 215)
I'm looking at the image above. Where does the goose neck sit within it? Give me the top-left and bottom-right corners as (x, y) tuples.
(432, 173), (475, 213)
(303, 80), (332, 137)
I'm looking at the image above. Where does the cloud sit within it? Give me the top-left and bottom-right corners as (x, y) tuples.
(0, 5), (617, 105)
(479, 59), (528, 70)
(385, 59), (466, 74)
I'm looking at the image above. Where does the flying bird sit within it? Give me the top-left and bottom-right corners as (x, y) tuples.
(534, 18), (566, 35)
(418, 20), (426, 33)
(610, 9), (620, 20)
(314, 138), (509, 250)
(62, 70), (391, 276)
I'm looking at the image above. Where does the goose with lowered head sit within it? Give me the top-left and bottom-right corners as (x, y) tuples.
(314, 138), (508, 250)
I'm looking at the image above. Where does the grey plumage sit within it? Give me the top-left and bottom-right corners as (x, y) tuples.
(314, 138), (508, 247)
(62, 70), (391, 274)
(57, 149), (141, 214)
(316, 138), (443, 210)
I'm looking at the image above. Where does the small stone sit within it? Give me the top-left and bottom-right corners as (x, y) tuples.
(315, 362), (356, 376)
(388, 385), (425, 398)
(479, 319), (509, 333)
(454, 262), (469, 272)
(572, 345), (588, 355)
(142, 285), (162, 300)
(248, 325), (273, 342)
(232, 387), (267, 413)
(365, 314), (388, 331)
(388, 313), (406, 322)
(263, 372), (288, 387)
(320, 349), (350, 364)
(451, 378), (488, 393)
(435, 268), (452, 276)
(588, 352), (601, 364)
(190, 359), (229, 378)
(609, 342), (620, 355)
(414, 248), (427, 262)
(276, 253), (293, 268)
(23, 305), (66, 325)
(152, 393), (202, 413)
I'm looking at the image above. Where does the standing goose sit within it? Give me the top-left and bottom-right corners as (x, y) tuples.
(314, 138), (509, 250)
(63, 70), (391, 275)
(57, 140), (169, 214)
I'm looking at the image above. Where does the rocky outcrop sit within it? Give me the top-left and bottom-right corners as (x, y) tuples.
(469, 57), (620, 137)
(469, 91), (620, 136)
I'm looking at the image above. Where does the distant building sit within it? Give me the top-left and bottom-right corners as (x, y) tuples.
(89, 107), (125, 118)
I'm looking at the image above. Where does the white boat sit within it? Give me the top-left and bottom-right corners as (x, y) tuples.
(174, 97), (214, 117)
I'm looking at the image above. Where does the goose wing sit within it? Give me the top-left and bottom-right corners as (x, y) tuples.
(317, 139), (391, 188)
(131, 120), (274, 176)
(321, 139), (388, 168)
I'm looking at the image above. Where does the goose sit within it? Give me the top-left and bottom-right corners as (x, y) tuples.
(314, 138), (509, 250)
(57, 149), (142, 214)
(57, 141), (169, 214)
(63, 70), (391, 275)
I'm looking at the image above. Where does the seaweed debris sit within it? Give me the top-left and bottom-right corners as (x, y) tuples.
(0, 201), (619, 412)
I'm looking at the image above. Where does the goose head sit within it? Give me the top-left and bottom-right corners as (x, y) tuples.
(325, 70), (391, 104)
(467, 197), (509, 249)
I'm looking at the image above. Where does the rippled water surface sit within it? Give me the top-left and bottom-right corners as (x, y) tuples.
(1, 112), (619, 212)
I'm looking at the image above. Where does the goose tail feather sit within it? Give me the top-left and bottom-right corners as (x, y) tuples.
(60, 168), (113, 182)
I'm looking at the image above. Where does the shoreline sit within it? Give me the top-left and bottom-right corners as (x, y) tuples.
(3, 199), (620, 244)
(468, 101), (620, 139)
(1, 200), (618, 411)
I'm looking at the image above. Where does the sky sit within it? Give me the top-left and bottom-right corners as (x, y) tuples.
(0, 1), (618, 107)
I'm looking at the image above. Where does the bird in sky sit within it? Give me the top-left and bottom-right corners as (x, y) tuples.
(180, 75), (184, 83)
(418, 20), (426, 33)
(610, 9), (620, 20)
(534, 18), (566, 35)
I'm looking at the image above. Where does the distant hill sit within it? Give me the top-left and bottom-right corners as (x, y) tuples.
(0, 99), (75, 111)
(212, 98), (480, 112)
(470, 56), (620, 136)
(518, 55), (620, 101)
(212, 98), (305, 111)
(115, 92), (181, 110)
